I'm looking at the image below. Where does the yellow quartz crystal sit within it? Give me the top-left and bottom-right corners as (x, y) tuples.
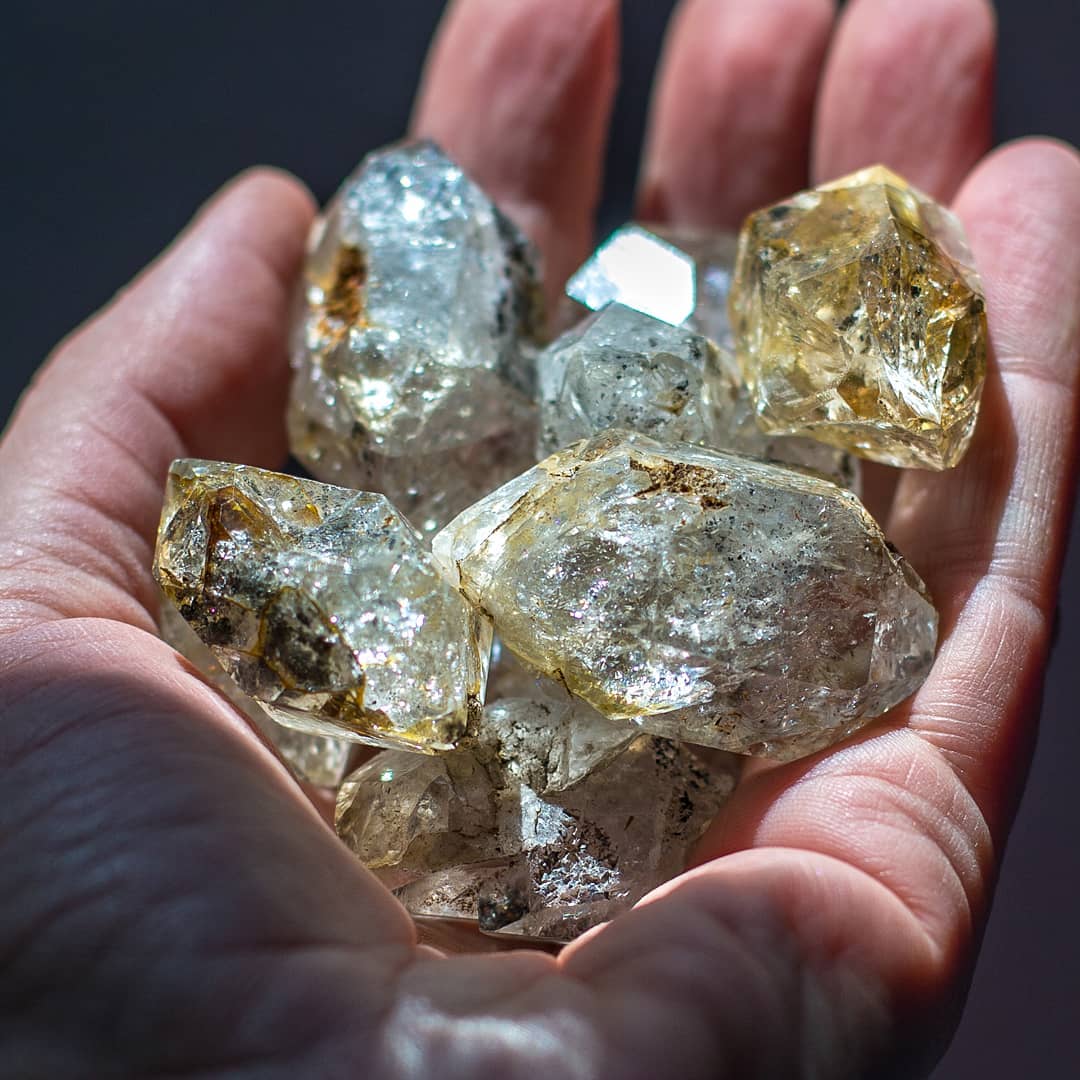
(730, 166), (987, 470)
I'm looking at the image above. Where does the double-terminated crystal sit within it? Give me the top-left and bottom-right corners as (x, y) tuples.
(435, 430), (937, 760)
(288, 140), (545, 535)
(153, 460), (490, 752)
(336, 696), (736, 941)
(730, 166), (987, 470)
(565, 225), (859, 490)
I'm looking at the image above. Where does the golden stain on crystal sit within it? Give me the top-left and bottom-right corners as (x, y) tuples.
(629, 457), (729, 511)
(730, 165), (987, 470)
(316, 242), (368, 345)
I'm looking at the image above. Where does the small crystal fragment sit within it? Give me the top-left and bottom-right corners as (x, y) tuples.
(730, 165), (987, 469)
(565, 225), (859, 489)
(566, 224), (697, 326)
(433, 431), (937, 760)
(153, 460), (491, 752)
(336, 703), (735, 942)
(537, 303), (722, 457)
(158, 594), (353, 786)
(288, 140), (545, 534)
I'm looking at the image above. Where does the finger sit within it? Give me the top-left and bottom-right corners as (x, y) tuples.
(561, 849), (946, 1078)
(888, 139), (1080, 826)
(0, 619), (417, 1073)
(0, 170), (314, 632)
(411, 0), (619, 294)
(638, 0), (836, 229)
(813, 0), (996, 200)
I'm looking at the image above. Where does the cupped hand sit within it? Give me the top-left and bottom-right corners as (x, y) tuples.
(3, 1), (1078, 1077)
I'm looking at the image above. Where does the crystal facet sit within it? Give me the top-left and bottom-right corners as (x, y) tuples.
(566, 224), (698, 326)
(537, 303), (723, 458)
(336, 701), (735, 941)
(288, 140), (545, 535)
(153, 460), (491, 752)
(433, 431), (937, 760)
(730, 165), (987, 470)
(566, 226), (859, 490)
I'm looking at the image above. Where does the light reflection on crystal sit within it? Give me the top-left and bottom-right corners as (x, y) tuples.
(566, 224), (696, 325)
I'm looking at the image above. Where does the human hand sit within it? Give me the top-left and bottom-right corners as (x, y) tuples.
(2, 1), (1078, 1076)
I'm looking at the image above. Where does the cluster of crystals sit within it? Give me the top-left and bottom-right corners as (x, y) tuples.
(565, 225), (861, 490)
(154, 145), (988, 941)
(336, 694), (737, 942)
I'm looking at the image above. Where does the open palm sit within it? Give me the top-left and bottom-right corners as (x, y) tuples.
(3, 1), (1078, 1076)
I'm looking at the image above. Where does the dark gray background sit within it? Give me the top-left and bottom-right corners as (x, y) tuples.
(3, 2), (1077, 1075)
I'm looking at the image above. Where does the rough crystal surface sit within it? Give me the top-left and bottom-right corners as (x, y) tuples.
(730, 165), (987, 470)
(288, 140), (545, 535)
(153, 460), (490, 752)
(565, 226), (858, 490)
(433, 431), (937, 759)
(158, 596), (353, 787)
(337, 702), (735, 941)
(537, 304), (722, 457)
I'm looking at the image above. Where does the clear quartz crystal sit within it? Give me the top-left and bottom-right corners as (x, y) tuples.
(565, 225), (858, 490)
(729, 165), (987, 470)
(153, 459), (491, 752)
(288, 140), (545, 535)
(336, 701), (736, 942)
(433, 430), (937, 760)
(536, 303), (723, 457)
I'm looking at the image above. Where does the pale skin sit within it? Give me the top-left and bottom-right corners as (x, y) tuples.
(1, 0), (1078, 1075)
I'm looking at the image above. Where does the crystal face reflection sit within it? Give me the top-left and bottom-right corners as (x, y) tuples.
(566, 224), (697, 326)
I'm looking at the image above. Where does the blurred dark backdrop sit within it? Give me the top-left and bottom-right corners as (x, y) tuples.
(3, 2), (1077, 1075)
